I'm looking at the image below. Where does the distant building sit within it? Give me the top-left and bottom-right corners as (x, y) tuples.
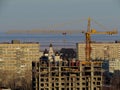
(43, 49), (49, 56)
(0, 40), (40, 85)
(109, 59), (120, 73)
(60, 48), (76, 60)
(54, 51), (62, 62)
(48, 44), (55, 62)
(42, 44), (62, 62)
(76, 42), (120, 61)
(77, 42), (120, 73)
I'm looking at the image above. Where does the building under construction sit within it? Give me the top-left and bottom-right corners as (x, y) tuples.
(32, 59), (103, 90)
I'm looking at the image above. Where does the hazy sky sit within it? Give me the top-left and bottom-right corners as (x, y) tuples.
(0, 0), (120, 32)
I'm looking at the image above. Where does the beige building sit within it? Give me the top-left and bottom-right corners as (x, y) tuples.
(32, 60), (103, 90)
(76, 42), (120, 61)
(109, 59), (120, 73)
(0, 40), (40, 74)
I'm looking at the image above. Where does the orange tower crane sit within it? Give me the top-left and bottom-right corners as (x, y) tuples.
(84, 17), (118, 61)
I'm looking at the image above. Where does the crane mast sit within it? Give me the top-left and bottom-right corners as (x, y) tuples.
(85, 17), (91, 61)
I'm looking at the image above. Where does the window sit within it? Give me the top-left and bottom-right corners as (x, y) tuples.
(77, 78), (79, 80)
(97, 77), (101, 80)
(82, 82), (85, 85)
(82, 88), (85, 90)
(77, 83), (80, 85)
(94, 78), (96, 80)
(67, 77), (69, 80)
(94, 88), (96, 90)
(82, 78), (85, 80)
(86, 87), (88, 90)
(67, 83), (69, 85)
(41, 79), (44, 82)
(97, 82), (100, 85)
(71, 83), (73, 86)
(61, 83), (64, 85)
(56, 87), (59, 90)
(55, 78), (59, 81)
(41, 83), (44, 87)
(67, 88), (69, 90)
(61, 78), (64, 80)
(56, 83), (59, 86)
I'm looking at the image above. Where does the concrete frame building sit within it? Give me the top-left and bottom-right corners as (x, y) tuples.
(32, 59), (103, 90)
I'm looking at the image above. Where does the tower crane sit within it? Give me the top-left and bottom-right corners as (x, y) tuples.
(83, 17), (118, 61)
(5, 17), (118, 56)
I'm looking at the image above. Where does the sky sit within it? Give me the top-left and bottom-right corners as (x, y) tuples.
(0, 0), (120, 32)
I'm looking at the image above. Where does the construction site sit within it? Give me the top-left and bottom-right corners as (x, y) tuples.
(0, 1), (119, 89)
(32, 59), (103, 90)
(32, 17), (118, 90)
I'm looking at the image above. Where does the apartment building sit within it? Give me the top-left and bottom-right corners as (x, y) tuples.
(76, 42), (120, 61)
(0, 40), (40, 73)
(108, 59), (120, 73)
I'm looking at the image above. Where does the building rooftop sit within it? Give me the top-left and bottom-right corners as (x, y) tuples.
(77, 41), (120, 44)
(0, 40), (39, 44)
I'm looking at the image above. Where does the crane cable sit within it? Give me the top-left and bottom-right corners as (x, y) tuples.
(91, 18), (110, 31)
(47, 18), (87, 29)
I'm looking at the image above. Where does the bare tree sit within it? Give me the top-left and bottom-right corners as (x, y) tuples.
(0, 69), (32, 90)
(110, 71), (120, 90)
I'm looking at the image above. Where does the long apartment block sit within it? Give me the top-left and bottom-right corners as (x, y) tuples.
(0, 40), (40, 72)
(76, 42), (120, 61)
(32, 60), (103, 90)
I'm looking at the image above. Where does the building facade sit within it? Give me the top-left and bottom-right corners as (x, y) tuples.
(109, 59), (120, 73)
(32, 59), (103, 90)
(0, 40), (40, 78)
(76, 42), (120, 61)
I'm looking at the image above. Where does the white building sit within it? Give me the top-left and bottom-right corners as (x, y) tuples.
(48, 44), (55, 62)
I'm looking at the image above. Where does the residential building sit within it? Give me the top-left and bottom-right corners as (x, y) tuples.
(109, 59), (120, 73)
(76, 42), (120, 61)
(0, 40), (40, 72)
